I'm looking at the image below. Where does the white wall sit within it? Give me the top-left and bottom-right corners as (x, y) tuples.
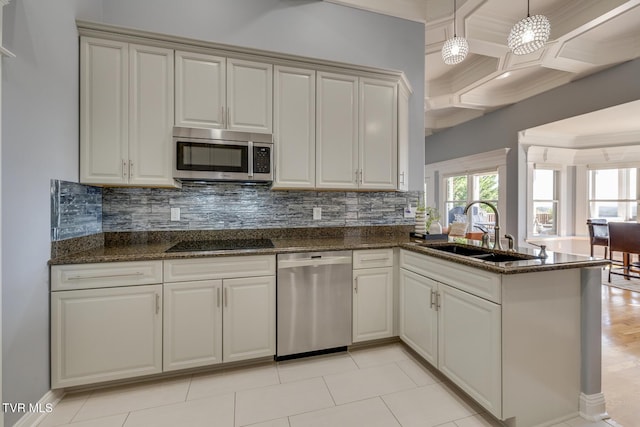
(1, 1), (102, 425)
(1, 1), (423, 424)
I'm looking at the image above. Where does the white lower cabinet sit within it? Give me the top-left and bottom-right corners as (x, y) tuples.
(399, 249), (502, 419)
(51, 284), (163, 388)
(398, 268), (438, 365)
(399, 249), (583, 426)
(163, 280), (223, 371)
(222, 276), (276, 362)
(51, 256), (276, 388)
(163, 256), (276, 368)
(438, 283), (501, 417)
(352, 267), (393, 342)
(352, 249), (394, 343)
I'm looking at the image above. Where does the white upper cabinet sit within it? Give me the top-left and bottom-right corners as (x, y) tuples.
(316, 72), (359, 189)
(174, 51), (226, 129)
(316, 72), (399, 190)
(227, 58), (273, 133)
(80, 37), (129, 185)
(273, 66), (316, 189)
(128, 44), (175, 186)
(80, 37), (176, 187)
(397, 84), (410, 192)
(359, 78), (397, 190)
(174, 54), (272, 133)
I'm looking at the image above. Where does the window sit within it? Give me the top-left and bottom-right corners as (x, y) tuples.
(532, 168), (559, 236)
(588, 167), (638, 221)
(444, 171), (499, 234)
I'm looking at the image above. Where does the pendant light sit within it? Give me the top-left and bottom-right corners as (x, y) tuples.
(441, 0), (469, 65)
(508, 0), (550, 55)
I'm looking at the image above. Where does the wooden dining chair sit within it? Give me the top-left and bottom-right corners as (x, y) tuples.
(608, 222), (640, 282)
(587, 218), (609, 258)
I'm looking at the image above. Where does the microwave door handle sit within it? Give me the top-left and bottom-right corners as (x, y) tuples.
(248, 141), (254, 178)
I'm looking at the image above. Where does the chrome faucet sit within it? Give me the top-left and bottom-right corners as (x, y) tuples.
(463, 200), (503, 250)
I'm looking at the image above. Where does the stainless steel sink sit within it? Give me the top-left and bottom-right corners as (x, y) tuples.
(419, 243), (540, 263)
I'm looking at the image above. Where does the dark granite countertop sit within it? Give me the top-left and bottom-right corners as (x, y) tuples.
(400, 239), (609, 274)
(49, 229), (609, 275)
(49, 235), (406, 265)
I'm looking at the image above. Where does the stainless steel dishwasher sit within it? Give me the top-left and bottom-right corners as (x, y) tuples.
(277, 250), (353, 358)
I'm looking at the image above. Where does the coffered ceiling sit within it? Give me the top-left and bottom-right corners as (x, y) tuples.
(326, 0), (640, 135)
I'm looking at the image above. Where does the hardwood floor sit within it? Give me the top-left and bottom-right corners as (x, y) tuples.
(602, 284), (640, 426)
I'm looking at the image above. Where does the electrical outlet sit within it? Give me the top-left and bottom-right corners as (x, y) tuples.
(313, 207), (322, 220)
(170, 207), (180, 221)
(404, 205), (416, 219)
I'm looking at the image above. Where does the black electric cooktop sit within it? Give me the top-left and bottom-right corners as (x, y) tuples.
(165, 238), (274, 253)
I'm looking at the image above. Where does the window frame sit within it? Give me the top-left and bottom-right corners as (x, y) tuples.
(530, 166), (560, 237)
(587, 166), (639, 222)
(425, 148), (509, 238)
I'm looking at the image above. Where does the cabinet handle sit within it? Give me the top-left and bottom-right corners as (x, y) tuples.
(155, 293), (160, 314)
(430, 290), (435, 309)
(400, 172), (405, 185)
(67, 272), (144, 281)
(362, 256), (390, 262)
(354, 277), (358, 293)
(359, 169), (363, 184)
(224, 288), (228, 307)
(122, 159), (127, 178)
(129, 160), (133, 178)
(436, 291), (441, 310)
(217, 287), (221, 308)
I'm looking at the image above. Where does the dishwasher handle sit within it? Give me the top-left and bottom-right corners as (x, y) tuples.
(278, 256), (352, 269)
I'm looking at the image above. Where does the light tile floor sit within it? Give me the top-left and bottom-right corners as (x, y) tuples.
(37, 343), (620, 427)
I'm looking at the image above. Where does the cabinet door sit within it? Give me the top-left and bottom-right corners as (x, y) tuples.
(128, 44), (175, 186)
(51, 284), (162, 388)
(175, 51), (226, 128)
(226, 58), (273, 133)
(163, 280), (223, 371)
(353, 267), (393, 343)
(223, 276), (276, 362)
(399, 269), (438, 366)
(273, 66), (316, 189)
(438, 283), (502, 418)
(359, 78), (397, 190)
(80, 37), (129, 185)
(397, 84), (410, 192)
(316, 72), (359, 189)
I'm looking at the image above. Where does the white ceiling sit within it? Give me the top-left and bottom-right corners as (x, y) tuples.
(325, 0), (640, 136)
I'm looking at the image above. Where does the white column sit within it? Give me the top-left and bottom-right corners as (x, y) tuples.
(579, 266), (608, 421)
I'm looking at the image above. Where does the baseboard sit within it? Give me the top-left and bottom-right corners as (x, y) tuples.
(12, 389), (65, 427)
(579, 392), (608, 421)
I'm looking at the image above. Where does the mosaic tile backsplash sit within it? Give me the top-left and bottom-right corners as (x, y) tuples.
(102, 183), (419, 232)
(51, 180), (103, 241)
(51, 180), (420, 240)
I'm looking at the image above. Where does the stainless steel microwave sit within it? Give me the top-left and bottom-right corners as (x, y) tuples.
(173, 127), (273, 182)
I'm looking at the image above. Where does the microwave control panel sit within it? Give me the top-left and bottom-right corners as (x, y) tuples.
(254, 146), (271, 173)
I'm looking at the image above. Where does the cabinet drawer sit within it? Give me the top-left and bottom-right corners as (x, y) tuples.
(353, 248), (394, 269)
(164, 255), (276, 283)
(400, 249), (501, 304)
(51, 261), (163, 291)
